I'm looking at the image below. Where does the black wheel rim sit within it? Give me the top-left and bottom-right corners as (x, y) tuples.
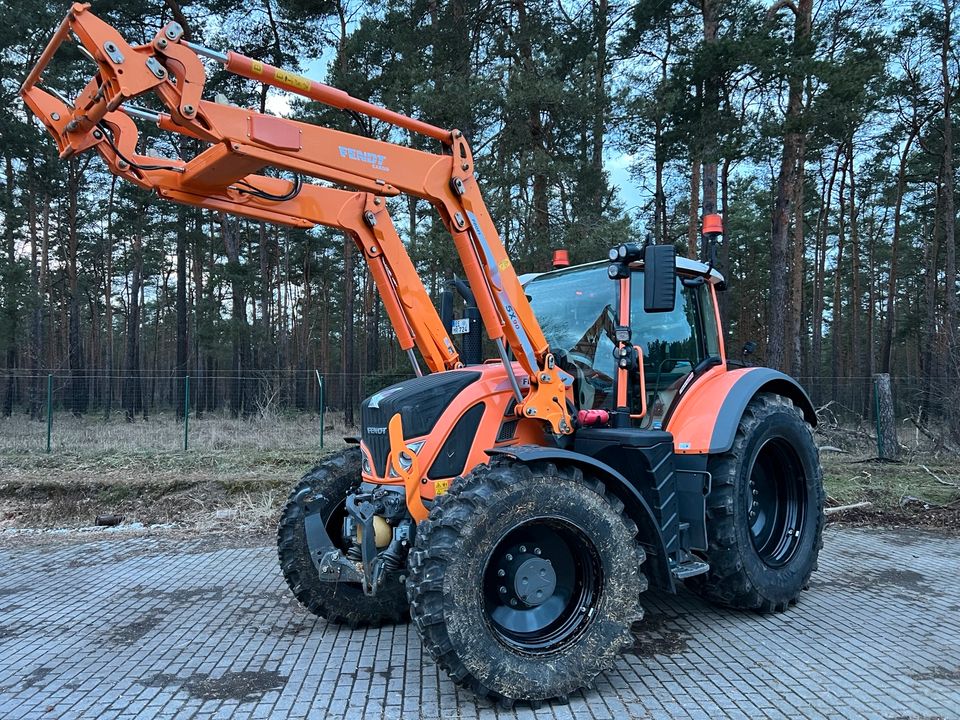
(747, 437), (807, 567)
(482, 516), (602, 655)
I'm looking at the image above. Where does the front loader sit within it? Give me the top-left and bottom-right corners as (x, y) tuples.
(23, 5), (825, 706)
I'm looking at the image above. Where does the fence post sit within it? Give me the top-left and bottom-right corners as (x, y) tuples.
(315, 370), (325, 450)
(874, 373), (899, 461)
(183, 375), (190, 452)
(45, 373), (53, 453)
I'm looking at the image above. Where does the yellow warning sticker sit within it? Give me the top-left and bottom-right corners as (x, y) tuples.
(274, 69), (311, 92)
(498, 258), (510, 271)
(434, 479), (450, 496)
(251, 60), (263, 74)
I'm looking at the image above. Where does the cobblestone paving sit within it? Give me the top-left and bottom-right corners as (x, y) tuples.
(0, 526), (957, 719)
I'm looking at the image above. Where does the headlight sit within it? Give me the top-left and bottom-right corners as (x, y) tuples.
(390, 441), (423, 477)
(362, 453), (371, 474)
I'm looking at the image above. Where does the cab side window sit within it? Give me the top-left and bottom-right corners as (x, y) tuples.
(630, 273), (717, 426)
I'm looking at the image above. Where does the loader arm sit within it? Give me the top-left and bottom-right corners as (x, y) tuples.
(21, 3), (572, 434)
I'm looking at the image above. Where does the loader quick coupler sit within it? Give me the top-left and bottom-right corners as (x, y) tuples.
(300, 483), (412, 596)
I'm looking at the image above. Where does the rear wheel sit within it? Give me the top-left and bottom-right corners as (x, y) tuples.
(406, 458), (646, 705)
(276, 448), (408, 627)
(688, 393), (825, 612)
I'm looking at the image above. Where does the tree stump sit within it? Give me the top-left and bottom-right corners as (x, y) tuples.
(874, 373), (899, 461)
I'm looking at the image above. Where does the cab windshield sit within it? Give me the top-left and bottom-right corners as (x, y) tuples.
(525, 263), (721, 420)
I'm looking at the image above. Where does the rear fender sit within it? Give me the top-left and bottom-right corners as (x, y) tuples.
(667, 366), (816, 455)
(486, 445), (675, 593)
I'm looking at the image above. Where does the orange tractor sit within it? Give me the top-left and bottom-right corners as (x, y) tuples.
(24, 5), (825, 706)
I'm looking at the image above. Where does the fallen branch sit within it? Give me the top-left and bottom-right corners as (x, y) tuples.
(908, 418), (958, 455)
(818, 445), (846, 453)
(918, 464), (960, 490)
(824, 501), (872, 516)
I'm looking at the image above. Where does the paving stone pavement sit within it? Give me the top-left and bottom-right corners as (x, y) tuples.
(0, 525), (957, 719)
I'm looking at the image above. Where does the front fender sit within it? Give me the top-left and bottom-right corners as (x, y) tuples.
(486, 445), (675, 593)
(667, 366), (816, 455)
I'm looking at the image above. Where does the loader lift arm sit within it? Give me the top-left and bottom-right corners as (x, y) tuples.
(21, 3), (573, 435)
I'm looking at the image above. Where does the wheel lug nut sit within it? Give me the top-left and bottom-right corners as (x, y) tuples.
(753, 489), (758, 496)
(519, 545), (527, 553)
(499, 586), (507, 594)
(497, 569), (505, 577)
(505, 553), (513, 561)
(534, 548), (541, 555)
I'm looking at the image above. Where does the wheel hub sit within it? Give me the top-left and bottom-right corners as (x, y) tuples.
(511, 556), (556, 607)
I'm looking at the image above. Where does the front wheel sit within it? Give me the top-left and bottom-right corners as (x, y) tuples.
(688, 393), (825, 612)
(406, 458), (646, 705)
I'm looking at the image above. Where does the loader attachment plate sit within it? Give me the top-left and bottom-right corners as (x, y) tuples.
(295, 488), (365, 585)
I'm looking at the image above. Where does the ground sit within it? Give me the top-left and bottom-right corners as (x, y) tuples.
(0, 525), (957, 719)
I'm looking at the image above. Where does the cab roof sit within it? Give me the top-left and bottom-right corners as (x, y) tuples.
(519, 255), (725, 287)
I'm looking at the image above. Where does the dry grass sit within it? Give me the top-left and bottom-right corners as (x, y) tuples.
(0, 410), (351, 456)
(821, 453), (959, 510)
(0, 412), (353, 530)
(815, 423), (960, 511)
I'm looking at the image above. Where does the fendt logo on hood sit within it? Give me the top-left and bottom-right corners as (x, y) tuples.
(366, 426), (388, 435)
(338, 146), (389, 172)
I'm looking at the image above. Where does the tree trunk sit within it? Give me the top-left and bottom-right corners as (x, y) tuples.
(341, 238), (356, 425)
(591, 0), (608, 190)
(831, 155), (848, 403)
(3, 156), (17, 417)
(718, 156), (732, 326)
(921, 171), (942, 415)
(67, 158), (87, 416)
(767, 0), (812, 373)
(515, 0), (551, 256)
(221, 213), (248, 418)
(176, 207), (188, 420)
(881, 127), (918, 373)
(874, 373), (899, 461)
(811, 147), (841, 400)
(940, 0), (956, 435)
(123, 230), (143, 422)
(788, 145), (807, 376)
(27, 186), (43, 420)
(103, 178), (116, 420)
(687, 155), (701, 259)
(847, 142), (862, 412)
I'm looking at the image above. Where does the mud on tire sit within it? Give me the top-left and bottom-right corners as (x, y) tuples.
(688, 393), (825, 612)
(406, 456), (647, 705)
(276, 447), (408, 627)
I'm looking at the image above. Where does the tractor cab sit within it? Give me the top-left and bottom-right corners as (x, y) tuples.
(525, 254), (725, 431)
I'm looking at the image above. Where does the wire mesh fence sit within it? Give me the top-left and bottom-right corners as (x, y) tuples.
(0, 370), (412, 456)
(0, 371), (953, 456)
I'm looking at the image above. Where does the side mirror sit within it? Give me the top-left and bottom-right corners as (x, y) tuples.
(643, 244), (676, 313)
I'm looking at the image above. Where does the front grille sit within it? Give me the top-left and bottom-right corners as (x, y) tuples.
(361, 402), (392, 476)
(360, 370), (481, 477)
